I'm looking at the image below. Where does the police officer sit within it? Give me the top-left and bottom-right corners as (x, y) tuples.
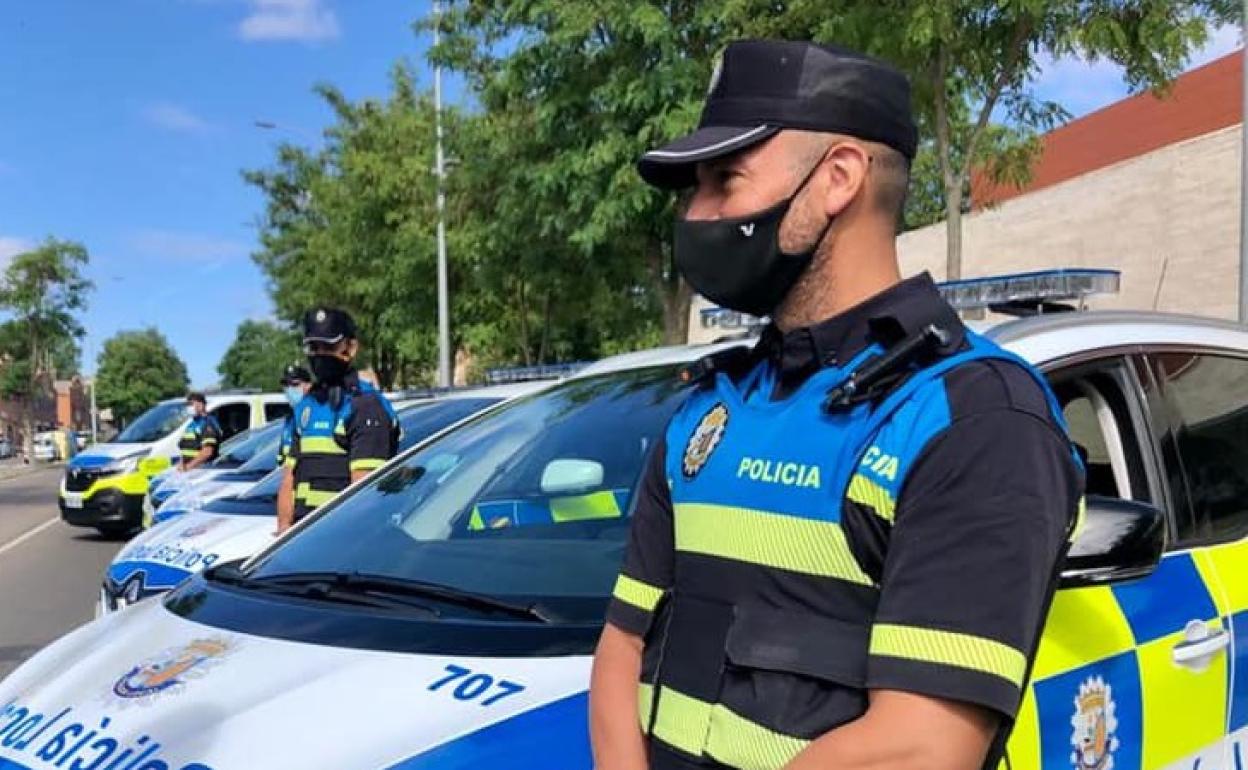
(589, 41), (1084, 770)
(276, 308), (399, 534)
(276, 363), (312, 467)
(178, 392), (221, 472)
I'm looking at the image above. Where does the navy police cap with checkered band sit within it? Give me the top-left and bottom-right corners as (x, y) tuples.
(637, 39), (918, 189)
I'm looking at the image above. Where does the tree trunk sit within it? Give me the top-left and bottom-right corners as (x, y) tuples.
(645, 236), (691, 345)
(516, 278), (532, 366)
(538, 291), (552, 364)
(20, 398), (33, 461)
(931, 45), (962, 282)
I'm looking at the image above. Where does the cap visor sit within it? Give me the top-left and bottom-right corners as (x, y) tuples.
(637, 124), (779, 189)
(302, 334), (345, 345)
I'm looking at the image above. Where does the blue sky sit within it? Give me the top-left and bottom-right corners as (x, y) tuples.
(0, 3), (1240, 387)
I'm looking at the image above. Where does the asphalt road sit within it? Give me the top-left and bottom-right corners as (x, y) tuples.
(0, 466), (125, 678)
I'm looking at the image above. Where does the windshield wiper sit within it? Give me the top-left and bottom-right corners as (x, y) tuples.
(254, 571), (553, 623)
(208, 564), (437, 615)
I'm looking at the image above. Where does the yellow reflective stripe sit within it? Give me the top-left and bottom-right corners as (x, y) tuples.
(201, 438), (218, 446)
(638, 682), (654, 731)
(283, 456), (297, 469)
(613, 574), (663, 612)
(349, 458), (386, 472)
(549, 491), (621, 522)
(182, 432), (196, 440)
(651, 687), (810, 769)
(468, 507), (485, 531)
(652, 687), (712, 756)
(295, 482), (338, 507)
(846, 474), (896, 522)
(705, 702), (809, 770)
(300, 436), (346, 455)
(1069, 496), (1087, 544)
(674, 503), (873, 585)
(870, 624), (1026, 688)
(334, 423), (346, 436)
(180, 449), (199, 457)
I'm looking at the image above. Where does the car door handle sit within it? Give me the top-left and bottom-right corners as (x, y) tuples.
(1172, 626), (1230, 668)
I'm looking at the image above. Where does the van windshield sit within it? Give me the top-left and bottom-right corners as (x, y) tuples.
(115, 402), (186, 444)
(248, 367), (690, 622)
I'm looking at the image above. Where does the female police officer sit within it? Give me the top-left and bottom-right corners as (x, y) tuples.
(589, 40), (1083, 770)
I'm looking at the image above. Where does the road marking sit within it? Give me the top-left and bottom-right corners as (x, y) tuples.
(0, 518), (60, 558)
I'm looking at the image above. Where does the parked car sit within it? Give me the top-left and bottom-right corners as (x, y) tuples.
(4, 311), (1248, 770)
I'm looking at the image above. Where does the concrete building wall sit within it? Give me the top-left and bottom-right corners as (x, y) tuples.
(898, 124), (1243, 320)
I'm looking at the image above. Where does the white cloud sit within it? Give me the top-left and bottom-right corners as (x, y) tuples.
(238, 0), (339, 43)
(127, 229), (249, 262)
(142, 102), (214, 134)
(0, 236), (35, 269)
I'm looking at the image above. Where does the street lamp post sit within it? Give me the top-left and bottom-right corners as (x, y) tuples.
(433, 0), (451, 387)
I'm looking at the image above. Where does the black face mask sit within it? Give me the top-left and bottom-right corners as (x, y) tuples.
(308, 354), (350, 385)
(673, 164), (831, 317)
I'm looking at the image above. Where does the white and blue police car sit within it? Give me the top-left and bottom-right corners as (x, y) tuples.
(6, 307), (1248, 770)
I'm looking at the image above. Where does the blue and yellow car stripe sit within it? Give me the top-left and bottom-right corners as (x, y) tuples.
(1009, 550), (1233, 770)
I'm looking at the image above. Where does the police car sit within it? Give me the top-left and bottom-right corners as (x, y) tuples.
(99, 384), (550, 614)
(5, 310), (1248, 770)
(59, 392), (288, 536)
(144, 421), (287, 523)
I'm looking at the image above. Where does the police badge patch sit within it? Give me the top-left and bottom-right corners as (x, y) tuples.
(300, 405), (311, 428)
(683, 403), (728, 479)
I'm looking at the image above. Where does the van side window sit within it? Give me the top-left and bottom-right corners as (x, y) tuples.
(265, 403), (292, 423)
(1149, 353), (1248, 544)
(212, 403), (252, 440)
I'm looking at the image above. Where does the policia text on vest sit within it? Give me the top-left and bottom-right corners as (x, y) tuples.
(590, 39), (1083, 770)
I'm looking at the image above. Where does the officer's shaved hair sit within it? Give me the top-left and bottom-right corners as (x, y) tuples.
(788, 131), (909, 223)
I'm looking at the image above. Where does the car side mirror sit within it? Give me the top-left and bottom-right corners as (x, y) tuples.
(540, 459), (604, 495)
(1061, 496), (1165, 588)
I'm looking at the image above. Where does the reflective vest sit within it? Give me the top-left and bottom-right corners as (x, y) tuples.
(178, 415), (221, 462)
(467, 489), (629, 530)
(641, 332), (1077, 770)
(290, 377), (398, 520)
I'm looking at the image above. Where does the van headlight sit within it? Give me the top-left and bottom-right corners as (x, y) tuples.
(101, 455), (142, 476)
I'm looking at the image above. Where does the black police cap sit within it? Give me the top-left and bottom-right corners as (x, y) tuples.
(302, 307), (357, 345)
(280, 364), (312, 385)
(638, 39), (918, 189)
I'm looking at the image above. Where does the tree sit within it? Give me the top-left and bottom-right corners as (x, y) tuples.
(95, 329), (189, 425)
(218, 320), (301, 390)
(0, 238), (92, 454)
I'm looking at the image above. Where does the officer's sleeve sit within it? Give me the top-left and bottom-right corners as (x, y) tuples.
(346, 396), (396, 473)
(201, 417), (222, 446)
(605, 438), (675, 637)
(865, 410), (1080, 720)
(278, 416), (294, 465)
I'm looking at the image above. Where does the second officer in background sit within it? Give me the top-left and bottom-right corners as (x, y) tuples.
(276, 363), (312, 467)
(277, 308), (399, 534)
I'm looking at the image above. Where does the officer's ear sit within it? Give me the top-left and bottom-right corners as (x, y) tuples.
(816, 140), (871, 220)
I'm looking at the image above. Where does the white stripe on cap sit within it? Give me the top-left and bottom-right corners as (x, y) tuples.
(642, 125), (772, 159)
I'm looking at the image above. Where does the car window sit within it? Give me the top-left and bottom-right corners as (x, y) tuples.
(114, 401), (185, 443)
(265, 403), (292, 423)
(1048, 359), (1149, 503)
(211, 402), (251, 440)
(1149, 352), (1248, 544)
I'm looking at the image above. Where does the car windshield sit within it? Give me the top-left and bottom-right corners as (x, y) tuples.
(220, 422), (283, 468)
(248, 367), (689, 620)
(235, 396), (505, 499)
(114, 401), (186, 444)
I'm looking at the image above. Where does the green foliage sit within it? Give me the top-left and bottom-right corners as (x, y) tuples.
(217, 319), (302, 390)
(95, 328), (190, 425)
(0, 238), (92, 402)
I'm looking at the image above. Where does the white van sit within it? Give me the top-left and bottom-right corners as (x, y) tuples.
(58, 391), (289, 536)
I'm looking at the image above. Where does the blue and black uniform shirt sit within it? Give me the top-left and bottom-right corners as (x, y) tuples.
(608, 273), (1082, 728)
(178, 414), (222, 464)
